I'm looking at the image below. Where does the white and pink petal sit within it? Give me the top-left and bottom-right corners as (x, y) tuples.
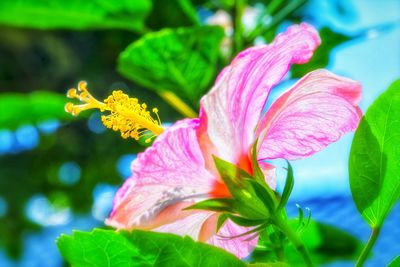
(106, 119), (216, 230)
(199, 23), (321, 164)
(207, 219), (258, 259)
(257, 69), (362, 160)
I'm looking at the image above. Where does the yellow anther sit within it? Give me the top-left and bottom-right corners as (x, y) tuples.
(65, 81), (164, 140)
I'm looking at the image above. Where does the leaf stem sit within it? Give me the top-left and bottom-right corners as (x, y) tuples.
(274, 216), (314, 267)
(356, 227), (380, 267)
(158, 91), (198, 118)
(274, 245), (285, 261)
(232, 0), (245, 56)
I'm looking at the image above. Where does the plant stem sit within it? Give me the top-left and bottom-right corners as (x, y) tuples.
(247, 0), (306, 43)
(274, 246), (285, 261)
(232, 0), (245, 56)
(158, 91), (197, 118)
(356, 227), (380, 267)
(275, 216), (314, 267)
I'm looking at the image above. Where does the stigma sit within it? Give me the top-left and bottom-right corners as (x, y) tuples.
(65, 81), (164, 142)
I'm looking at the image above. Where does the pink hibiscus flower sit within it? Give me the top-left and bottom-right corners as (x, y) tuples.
(105, 23), (362, 258)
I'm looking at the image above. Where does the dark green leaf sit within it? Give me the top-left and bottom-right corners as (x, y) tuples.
(349, 79), (400, 227)
(0, 91), (75, 129)
(0, 0), (151, 31)
(291, 27), (350, 78)
(57, 229), (246, 267)
(146, 0), (199, 29)
(228, 214), (267, 227)
(185, 198), (234, 212)
(217, 213), (229, 232)
(118, 26), (224, 107)
(277, 161), (294, 210)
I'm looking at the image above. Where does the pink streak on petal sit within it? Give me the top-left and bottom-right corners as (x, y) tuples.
(105, 119), (215, 230)
(258, 69), (362, 160)
(207, 219), (258, 259)
(199, 23), (321, 164)
(259, 161), (277, 190)
(154, 211), (214, 240)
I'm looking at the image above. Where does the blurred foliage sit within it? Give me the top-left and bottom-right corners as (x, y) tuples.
(0, 0), (151, 31)
(0, 0), (354, 261)
(118, 26), (224, 108)
(0, 91), (73, 129)
(0, 27), (181, 258)
(146, 0), (200, 29)
(57, 229), (245, 267)
(251, 220), (362, 266)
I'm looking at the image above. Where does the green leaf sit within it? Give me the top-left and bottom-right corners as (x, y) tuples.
(0, 91), (74, 129)
(57, 229), (245, 267)
(290, 27), (350, 78)
(246, 179), (276, 213)
(227, 214), (268, 227)
(57, 229), (142, 267)
(388, 255), (400, 267)
(349, 79), (400, 227)
(185, 198), (234, 212)
(146, 0), (199, 29)
(217, 213), (229, 232)
(252, 140), (267, 184)
(0, 0), (151, 31)
(118, 26), (224, 107)
(247, 263), (289, 267)
(213, 156), (272, 220)
(278, 161), (294, 210)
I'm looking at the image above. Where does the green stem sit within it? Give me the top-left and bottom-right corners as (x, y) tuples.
(247, 0), (306, 43)
(274, 246), (285, 261)
(275, 216), (314, 267)
(158, 91), (197, 118)
(232, 0), (245, 56)
(356, 227), (380, 267)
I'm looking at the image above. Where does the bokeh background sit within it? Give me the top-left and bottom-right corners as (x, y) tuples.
(0, 0), (399, 266)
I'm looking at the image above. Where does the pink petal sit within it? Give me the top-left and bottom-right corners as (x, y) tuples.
(257, 69), (362, 160)
(199, 23), (320, 163)
(154, 211), (215, 240)
(106, 119), (216, 230)
(259, 161), (277, 190)
(207, 219), (258, 259)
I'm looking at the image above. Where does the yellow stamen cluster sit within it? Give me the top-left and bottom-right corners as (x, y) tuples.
(65, 81), (164, 142)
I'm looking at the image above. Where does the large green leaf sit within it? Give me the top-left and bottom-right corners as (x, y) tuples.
(349, 79), (400, 227)
(57, 229), (245, 267)
(118, 26), (224, 107)
(0, 0), (151, 31)
(388, 256), (400, 267)
(0, 91), (74, 129)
